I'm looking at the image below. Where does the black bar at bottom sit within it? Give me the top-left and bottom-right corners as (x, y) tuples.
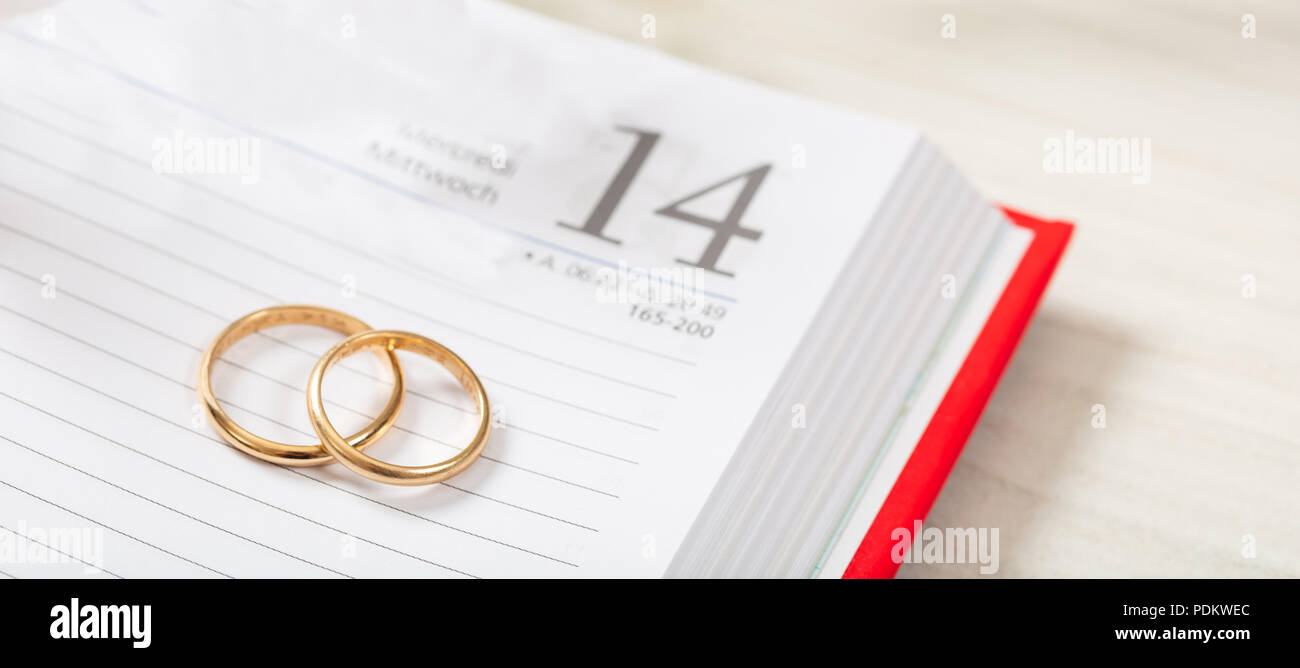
(0, 578), (1290, 654)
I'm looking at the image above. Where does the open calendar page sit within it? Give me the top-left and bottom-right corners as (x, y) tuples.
(0, 0), (1018, 577)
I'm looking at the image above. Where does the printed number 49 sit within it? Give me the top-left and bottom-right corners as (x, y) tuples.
(558, 126), (771, 278)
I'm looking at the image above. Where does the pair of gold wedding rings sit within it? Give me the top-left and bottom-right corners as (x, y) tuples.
(196, 305), (491, 486)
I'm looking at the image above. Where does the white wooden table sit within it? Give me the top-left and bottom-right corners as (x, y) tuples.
(510, 0), (1300, 577)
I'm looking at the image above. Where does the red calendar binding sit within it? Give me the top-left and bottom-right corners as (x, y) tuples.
(843, 208), (1073, 578)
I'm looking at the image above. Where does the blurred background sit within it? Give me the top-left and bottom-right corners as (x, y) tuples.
(508, 0), (1300, 576)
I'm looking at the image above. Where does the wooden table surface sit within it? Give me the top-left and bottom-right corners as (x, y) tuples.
(510, 0), (1300, 577)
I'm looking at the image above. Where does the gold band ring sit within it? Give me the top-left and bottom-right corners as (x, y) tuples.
(197, 305), (405, 466)
(307, 330), (490, 486)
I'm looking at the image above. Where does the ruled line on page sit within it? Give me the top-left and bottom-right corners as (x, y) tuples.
(18, 91), (107, 128)
(0, 347), (584, 569)
(0, 430), (476, 578)
(0, 305), (607, 530)
(0, 220), (640, 465)
(0, 138), (677, 403)
(503, 423), (636, 464)
(0, 263), (619, 501)
(0, 427), (351, 578)
(0, 27), (742, 305)
(0, 522), (124, 578)
(0, 479), (232, 578)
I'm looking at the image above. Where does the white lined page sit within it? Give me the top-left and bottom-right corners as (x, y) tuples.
(0, 0), (919, 577)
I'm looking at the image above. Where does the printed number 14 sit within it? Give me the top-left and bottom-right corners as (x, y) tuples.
(558, 126), (771, 278)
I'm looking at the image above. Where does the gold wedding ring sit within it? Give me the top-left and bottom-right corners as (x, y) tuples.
(307, 330), (491, 486)
(197, 305), (405, 467)
(197, 306), (490, 486)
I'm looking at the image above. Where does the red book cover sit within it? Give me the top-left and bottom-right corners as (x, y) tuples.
(843, 208), (1073, 578)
